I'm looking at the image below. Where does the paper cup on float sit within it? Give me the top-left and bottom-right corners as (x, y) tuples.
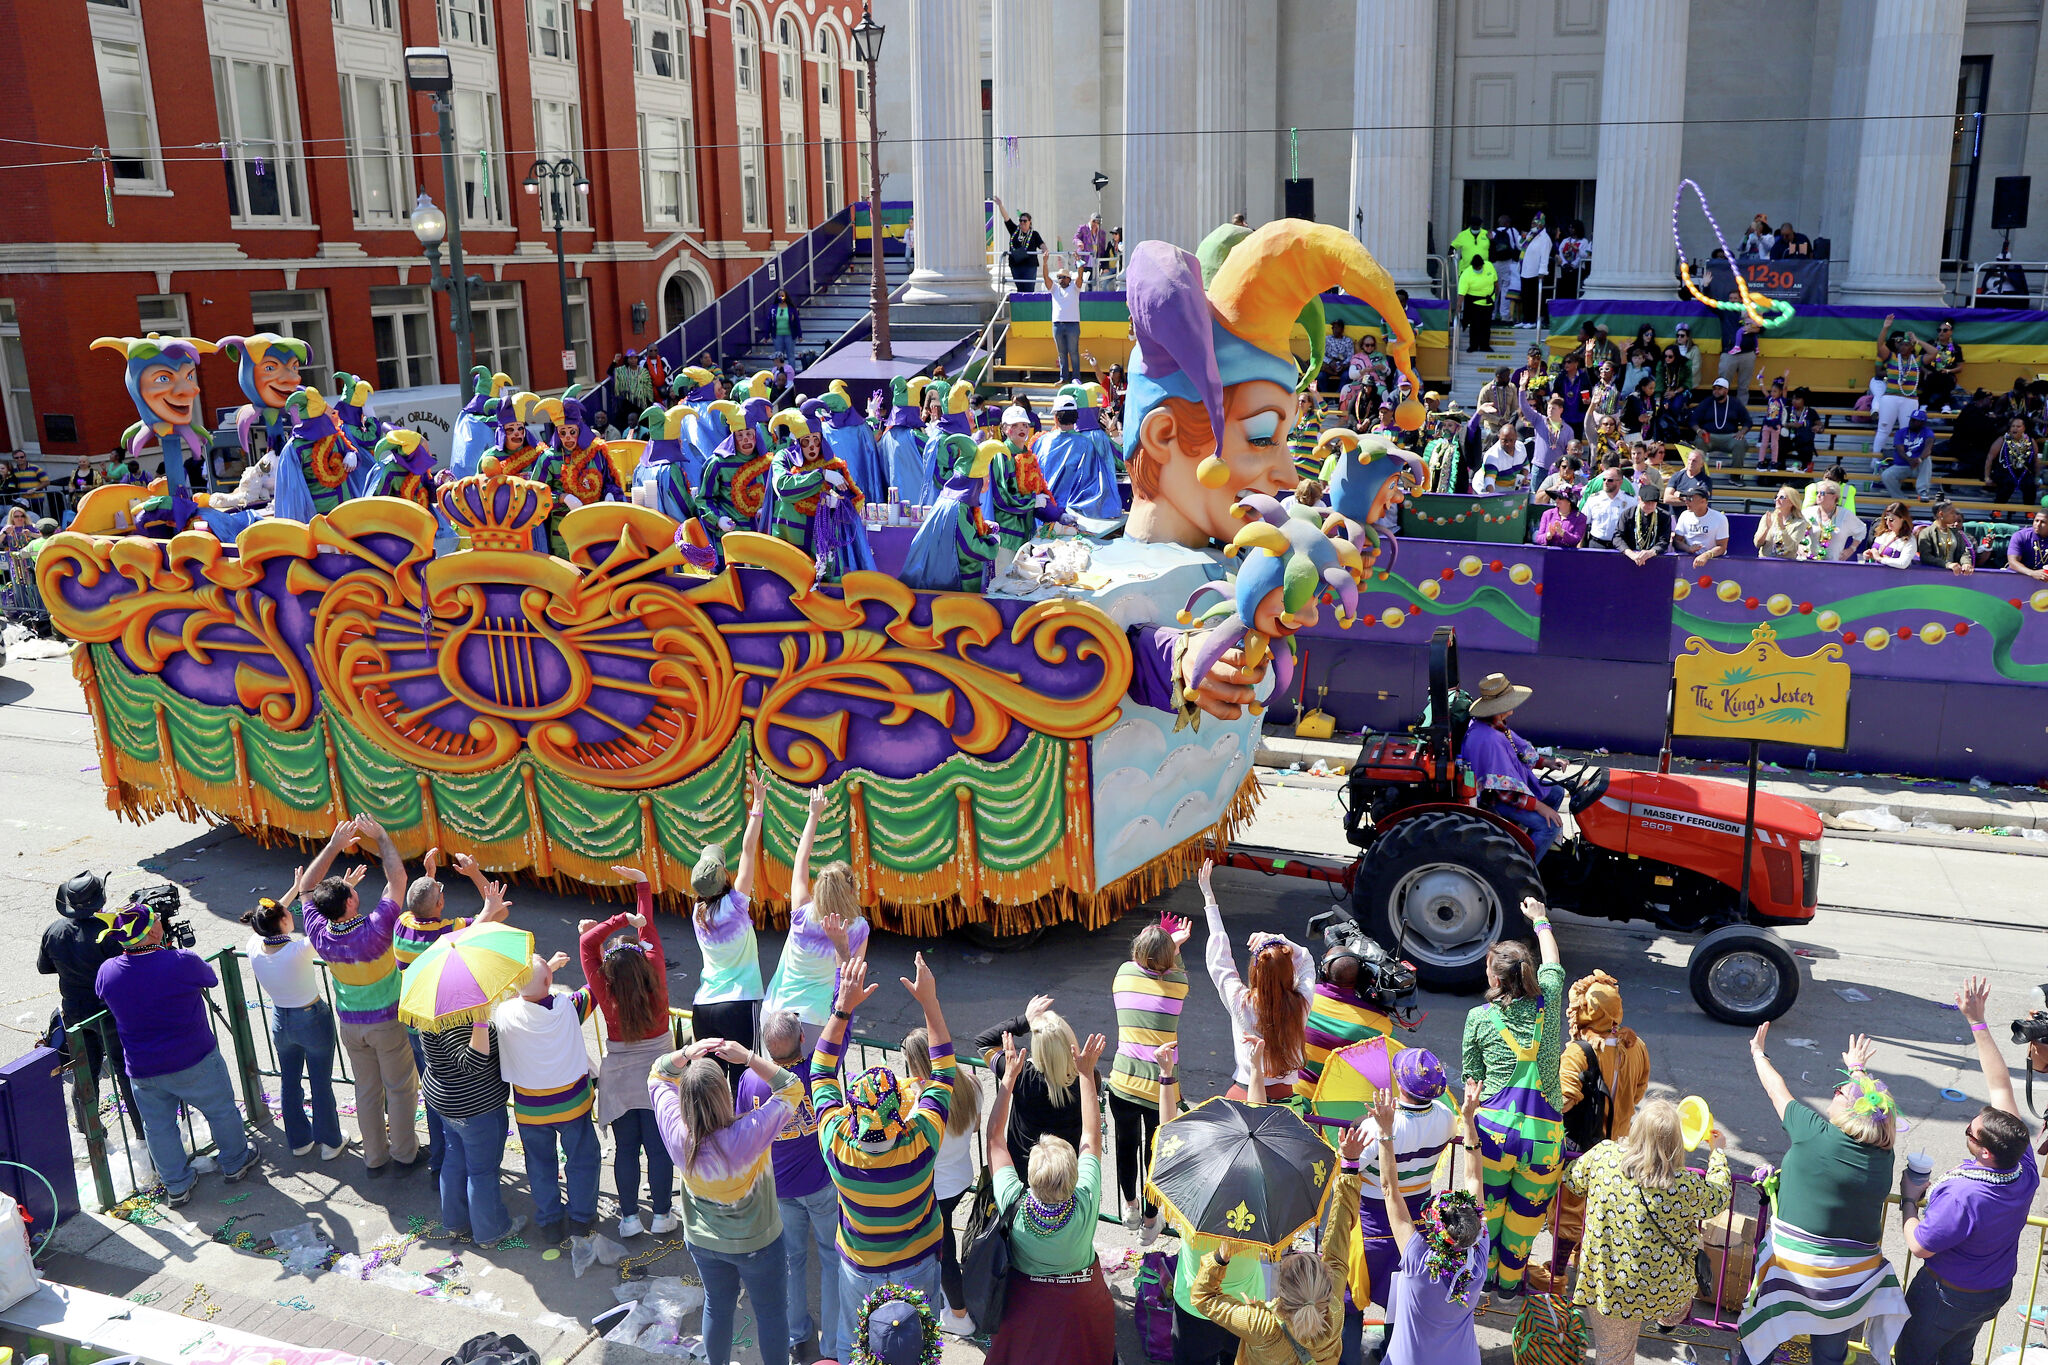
(1679, 1095), (1714, 1150)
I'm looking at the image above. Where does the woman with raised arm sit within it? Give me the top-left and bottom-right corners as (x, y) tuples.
(682, 767), (771, 1087)
(578, 862), (676, 1240)
(1460, 899), (1566, 1300)
(1201, 859), (1315, 1101)
(1379, 1081), (1487, 1365)
(763, 785), (870, 1054)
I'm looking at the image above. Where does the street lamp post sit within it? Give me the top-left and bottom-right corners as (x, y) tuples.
(524, 157), (590, 380)
(851, 6), (891, 362)
(405, 47), (481, 383)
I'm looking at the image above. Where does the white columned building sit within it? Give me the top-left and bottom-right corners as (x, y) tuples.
(1190, 0), (1246, 235)
(1580, 0), (1689, 298)
(902, 0), (993, 304)
(990, 0), (1055, 261)
(1839, 0), (1968, 304)
(1121, 0), (1200, 251)
(1347, 0), (1434, 287)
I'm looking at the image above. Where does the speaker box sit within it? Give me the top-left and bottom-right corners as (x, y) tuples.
(1993, 176), (2030, 231)
(1284, 178), (1315, 221)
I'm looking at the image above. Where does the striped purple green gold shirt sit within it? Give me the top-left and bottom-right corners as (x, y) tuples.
(811, 1030), (955, 1272)
(304, 897), (401, 1025)
(1109, 960), (1187, 1107)
(394, 912), (470, 969)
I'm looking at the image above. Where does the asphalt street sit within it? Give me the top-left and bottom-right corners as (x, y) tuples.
(2, 651), (2045, 1362)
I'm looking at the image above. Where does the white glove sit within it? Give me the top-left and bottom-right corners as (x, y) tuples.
(824, 470), (847, 489)
(343, 452), (358, 471)
(1033, 493), (1050, 508)
(563, 493), (585, 510)
(718, 516), (737, 531)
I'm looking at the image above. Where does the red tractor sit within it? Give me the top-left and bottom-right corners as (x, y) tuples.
(1246, 628), (1821, 1024)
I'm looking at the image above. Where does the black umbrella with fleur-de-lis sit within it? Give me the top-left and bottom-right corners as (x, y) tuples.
(1145, 1096), (1338, 1256)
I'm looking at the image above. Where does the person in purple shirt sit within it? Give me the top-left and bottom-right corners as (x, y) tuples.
(2007, 508), (2048, 581)
(95, 899), (260, 1203)
(1895, 976), (2039, 1365)
(739, 1009), (837, 1362)
(1461, 672), (1570, 859)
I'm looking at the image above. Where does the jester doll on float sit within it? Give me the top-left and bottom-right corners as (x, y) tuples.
(880, 375), (934, 505)
(531, 389), (625, 556)
(88, 333), (218, 534)
(899, 434), (1001, 593)
(1036, 385), (1123, 522)
(269, 388), (358, 523)
(220, 333), (311, 466)
(329, 372), (386, 496)
(696, 399), (773, 563)
(632, 401), (701, 523)
(767, 404), (874, 581)
(815, 379), (889, 503)
(362, 429), (444, 510)
(986, 403), (1072, 574)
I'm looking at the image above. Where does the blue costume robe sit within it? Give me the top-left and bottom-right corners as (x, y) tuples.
(880, 404), (936, 507)
(1038, 424), (1121, 522)
(823, 405), (889, 506)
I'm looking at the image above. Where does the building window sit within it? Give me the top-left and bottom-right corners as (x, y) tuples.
(640, 112), (688, 226)
(733, 4), (757, 94)
(740, 127), (763, 230)
(437, 0), (491, 47)
(0, 301), (38, 454)
(341, 74), (408, 224)
(527, 0), (573, 61)
(782, 133), (805, 229)
(370, 287), (436, 390)
(248, 289), (332, 394)
(453, 88), (507, 225)
(777, 16), (798, 100)
(331, 0), (395, 29)
(564, 278), (592, 385)
(854, 64), (866, 114)
(818, 28), (837, 107)
(822, 137), (840, 215)
(531, 99), (587, 227)
(211, 55), (306, 222)
(855, 136), (870, 201)
(629, 0), (691, 82)
(94, 36), (162, 188)
(138, 294), (190, 335)
(469, 282), (525, 381)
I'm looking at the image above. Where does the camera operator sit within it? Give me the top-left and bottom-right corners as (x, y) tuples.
(1293, 910), (1416, 1103)
(94, 898), (260, 1205)
(1894, 977), (2037, 1364)
(39, 872), (139, 1131)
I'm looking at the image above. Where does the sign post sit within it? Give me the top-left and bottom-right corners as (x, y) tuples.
(1671, 623), (1850, 914)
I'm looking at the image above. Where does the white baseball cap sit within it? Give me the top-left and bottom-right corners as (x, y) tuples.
(1001, 405), (1031, 425)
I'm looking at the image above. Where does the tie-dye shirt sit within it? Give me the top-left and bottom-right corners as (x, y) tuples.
(692, 889), (763, 1005)
(812, 1030), (954, 1271)
(651, 1058), (800, 1254)
(764, 902), (870, 1025)
(305, 897), (401, 1025)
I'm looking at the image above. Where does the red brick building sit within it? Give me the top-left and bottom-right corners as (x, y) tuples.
(0, 0), (872, 463)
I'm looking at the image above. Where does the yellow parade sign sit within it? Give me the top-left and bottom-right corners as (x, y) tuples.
(1672, 623), (1850, 750)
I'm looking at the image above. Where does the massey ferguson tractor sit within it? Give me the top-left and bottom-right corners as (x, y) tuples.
(1237, 627), (1821, 1024)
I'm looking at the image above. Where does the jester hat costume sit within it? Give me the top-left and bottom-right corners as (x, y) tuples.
(673, 365), (720, 487)
(695, 398), (774, 554)
(90, 332), (219, 533)
(768, 404), (873, 580)
(900, 435), (1000, 594)
(331, 372), (386, 497)
(1038, 385), (1122, 522)
(363, 429), (438, 509)
(817, 378), (889, 503)
(270, 388), (357, 524)
(96, 899), (160, 950)
(489, 389), (545, 479)
(532, 390), (624, 557)
(933, 379), (975, 438)
(450, 368), (514, 478)
(633, 400), (701, 523)
(881, 375), (936, 505)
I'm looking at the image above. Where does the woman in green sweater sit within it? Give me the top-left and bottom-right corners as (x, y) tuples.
(1459, 899), (1565, 1299)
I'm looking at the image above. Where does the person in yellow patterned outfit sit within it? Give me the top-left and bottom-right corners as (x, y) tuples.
(1561, 1097), (1730, 1365)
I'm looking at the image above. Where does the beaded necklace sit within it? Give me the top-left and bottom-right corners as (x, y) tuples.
(261, 933), (293, 947)
(1022, 1192), (1077, 1235)
(1940, 1160), (2023, 1187)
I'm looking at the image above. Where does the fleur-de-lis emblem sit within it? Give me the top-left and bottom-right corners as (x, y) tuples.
(1311, 1159), (1327, 1186)
(1225, 1201), (1255, 1233)
(1156, 1132), (1184, 1163)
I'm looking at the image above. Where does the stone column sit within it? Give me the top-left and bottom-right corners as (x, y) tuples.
(1839, 0), (1966, 303)
(1347, 0), (1434, 287)
(1190, 0), (1245, 236)
(1122, 0), (1199, 251)
(903, 0), (993, 304)
(991, 0), (1056, 264)
(1580, 0), (1689, 298)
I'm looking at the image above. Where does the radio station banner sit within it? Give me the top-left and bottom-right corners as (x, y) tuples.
(1705, 257), (1831, 307)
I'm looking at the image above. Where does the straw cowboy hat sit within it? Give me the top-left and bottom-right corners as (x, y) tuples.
(1468, 672), (1533, 718)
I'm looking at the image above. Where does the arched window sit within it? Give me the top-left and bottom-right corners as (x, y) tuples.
(817, 27), (837, 107)
(732, 4), (757, 95)
(776, 15), (798, 100)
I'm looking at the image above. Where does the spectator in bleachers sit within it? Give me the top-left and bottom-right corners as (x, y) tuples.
(1923, 320), (1965, 412)
(1880, 407), (1937, 502)
(1673, 487), (1729, 569)
(1782, 387), (1825, 472)
(1916, 501), (1976, 574)
(1534, 482), (1589, 548)
(1587, 361), (1620, 422)
(1769, 223), (1812, 258)
(1664, 446), (1713, 506)
(1475, 369), (1513, 430)
(1657, 344), (1691, 400)
(1492, 215), (1524, 323)
(1620, 375), (1658, 441)
(1986, 415), (2041, 507)
(1581, 466), (1631, 550)
(1320, 323), (1355, 392)
(1620, 344), (1656, 403)
(1474, 422), (1526, 494)
(1753, 486), (1812, 560)
(1807, 481), (1865, 561)
(1696, 376), (1752, 473)
(1874, 315), (1935, 461)
(1616, 476), (1671, 565)
(1717, 314), (1763, 402)
(1861, 503), (1919, 569)
(1354, 331), (1393, 394)
(2006, 508), (2048, 580)
(1942, 388), (2000, 478)
(994, 197), (1044, 292)
(1552, 353), (1591, 437)
(1532, 453), (1582, 508)
(1756, 373), (1789, 470)
(1741, 215), (1774, 258)
(1673, 325), (1704, 392)
(1556, 221), (1591, 299)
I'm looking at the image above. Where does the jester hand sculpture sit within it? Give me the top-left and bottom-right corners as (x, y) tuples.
(633, 400), (701, 523)
(89, 333), (218, 535)
(532, 388), (624, 556)
(696, 398), (773, 558)
(1037, 385), (1123, 522)
(221, 333), (312, 464)
(269, 388), (356, 523)
(817, 379), (888, 504)
(881, 375), (934, 505)
(900, 434), (1002, 594)
(768, 404), (873, 583)
(363, 429), (443, 510)
(1121, 221), (1423, 550)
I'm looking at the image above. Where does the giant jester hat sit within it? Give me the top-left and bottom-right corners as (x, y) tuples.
(90, 333), (219, 443)
(1121, 221), (1423, 463)
(372, 428), (434, 477)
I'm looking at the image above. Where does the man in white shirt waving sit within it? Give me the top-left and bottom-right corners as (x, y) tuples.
(1048, 259), (1083, 384)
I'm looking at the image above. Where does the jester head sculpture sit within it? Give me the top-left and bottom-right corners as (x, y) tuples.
(1122, 220), (1422, 549)
(90, 333), (217, 440)
(219, 333), (311, 413)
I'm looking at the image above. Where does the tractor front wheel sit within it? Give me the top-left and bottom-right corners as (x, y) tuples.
(1687, 924), (1801, 1025)
(1355, 810), (1542, 992)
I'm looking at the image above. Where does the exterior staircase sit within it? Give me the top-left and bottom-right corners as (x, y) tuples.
(725, 255), (912, 375)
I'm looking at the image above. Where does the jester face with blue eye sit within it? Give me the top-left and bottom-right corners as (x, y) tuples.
(139, 356), (202, 428)
(252, 351), (302, 409)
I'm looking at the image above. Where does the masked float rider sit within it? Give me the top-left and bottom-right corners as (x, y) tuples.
(880, 375), (935, 506)
(449, 367), (514, 478)
(1038, 386), (1123, 522)
(331, 372), (387, 497)
(489, 389), (545, 480)
(767, 403), (873, 581)
(531, 389), (625, 557)
(986, 404), (1073, 574)
(673, 366), (723, 489)
(88, 333), (219, 535)
(817, 378), (889, 502)
(899, 433), (1002, 594)
(696, 399), (773, 564)
(363, 429), (444, 511)
(633, 401), (701, 524)
(270, 387), (358, 523)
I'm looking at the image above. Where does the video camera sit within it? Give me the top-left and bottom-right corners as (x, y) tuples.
(1306, 908), (1419, 1023)
(2012, 984), (2048, 1047)
(56, 872), (194, 950)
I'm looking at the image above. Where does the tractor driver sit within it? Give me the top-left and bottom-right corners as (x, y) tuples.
(1464, 672), (1570, 861)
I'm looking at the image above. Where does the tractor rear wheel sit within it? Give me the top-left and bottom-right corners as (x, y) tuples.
(1354, 810), (1542, 992)
(1688, 924), (1800, 1025)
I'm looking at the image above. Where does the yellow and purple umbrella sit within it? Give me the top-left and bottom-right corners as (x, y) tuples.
(398, 922), (535, 1029)
(1308, 1035), (1407, 1130)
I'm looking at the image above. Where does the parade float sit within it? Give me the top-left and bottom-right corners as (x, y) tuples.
(39, 220), (1428, 935)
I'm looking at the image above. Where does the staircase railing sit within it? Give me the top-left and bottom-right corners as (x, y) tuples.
(586, 206), (856, 416)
